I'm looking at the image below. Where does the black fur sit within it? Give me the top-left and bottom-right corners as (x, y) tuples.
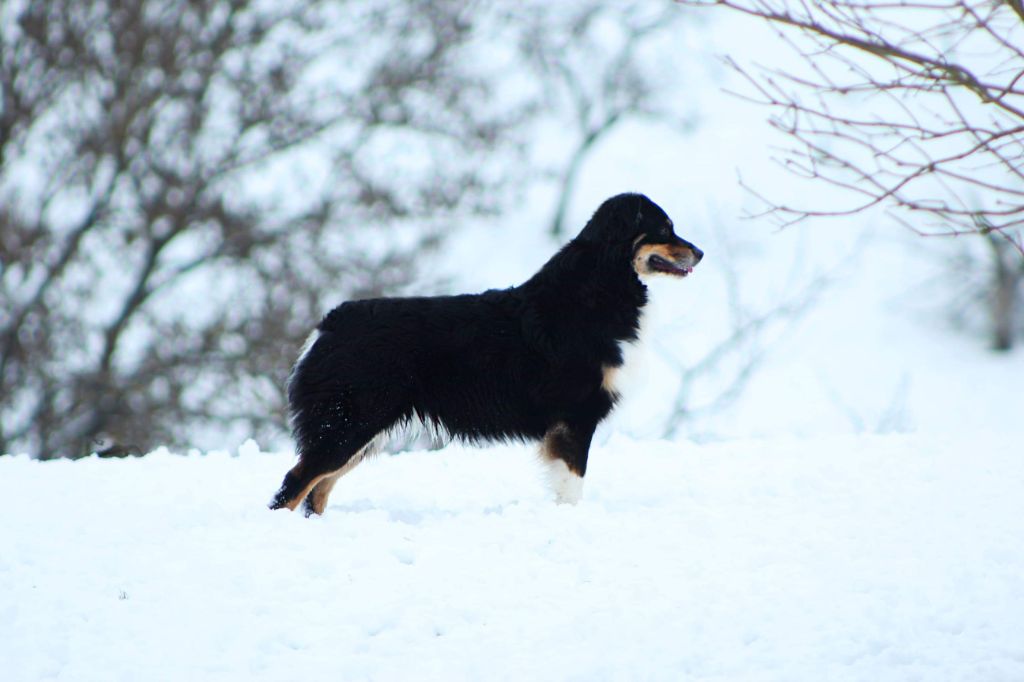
(270, 193), (702, 513)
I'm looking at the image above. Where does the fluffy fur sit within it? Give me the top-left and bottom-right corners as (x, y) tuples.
(269, 193), (703, 515)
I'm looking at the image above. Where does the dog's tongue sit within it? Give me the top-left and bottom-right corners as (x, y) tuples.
(650, 254), (691, 276)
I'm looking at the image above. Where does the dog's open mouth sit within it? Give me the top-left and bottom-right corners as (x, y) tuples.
(648, 254), (693, 277)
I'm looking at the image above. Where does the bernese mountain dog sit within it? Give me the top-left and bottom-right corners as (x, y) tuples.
(270, 193), (702, 515)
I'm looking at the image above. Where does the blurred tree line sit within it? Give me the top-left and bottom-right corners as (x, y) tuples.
(0, 0), (687, 458)
(8, 0), (1014, 459)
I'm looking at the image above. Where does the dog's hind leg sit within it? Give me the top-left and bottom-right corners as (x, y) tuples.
(270, 324), (410, 514)
(302, 467), (348, 517)
(268, 410), (389, 513)
(269, 457), (343, 513)
(540, 420), (597, 505)
(269, 387), (404, 513)
(301, 433), (385, 516)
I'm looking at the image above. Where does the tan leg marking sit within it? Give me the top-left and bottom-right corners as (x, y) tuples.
(282, 471), (332, 512)
(304, 451), (366, 515)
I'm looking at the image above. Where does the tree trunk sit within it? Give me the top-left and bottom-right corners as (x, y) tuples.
(987, 233), (1020, 352)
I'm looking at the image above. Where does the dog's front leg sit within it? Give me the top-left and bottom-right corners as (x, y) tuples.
(540, 420), (597, 504)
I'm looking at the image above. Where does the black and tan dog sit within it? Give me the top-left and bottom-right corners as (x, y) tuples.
(270, 193), (702, 515)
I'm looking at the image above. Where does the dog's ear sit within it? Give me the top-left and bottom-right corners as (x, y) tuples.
(633, 195), (644, 231)
(578, 193), (651, 244)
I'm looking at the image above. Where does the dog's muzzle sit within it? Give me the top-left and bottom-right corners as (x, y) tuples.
(634, 241), (703, 278)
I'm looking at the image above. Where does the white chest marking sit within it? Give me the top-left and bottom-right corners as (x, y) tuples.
(602, 310), (646, 398)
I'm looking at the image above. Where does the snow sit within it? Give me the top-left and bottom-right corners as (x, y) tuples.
(2, 434), (1023, 681)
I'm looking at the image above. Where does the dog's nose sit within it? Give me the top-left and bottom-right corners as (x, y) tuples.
(691, 246), (704, 263)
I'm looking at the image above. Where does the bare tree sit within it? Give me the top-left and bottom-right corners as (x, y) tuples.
(0, 0), (513, 458)
(987, 230), (1024, 349)
(678, 0), (1024, 347)
(942, 227), (1024, 350)
(680, 0), (1024, 242)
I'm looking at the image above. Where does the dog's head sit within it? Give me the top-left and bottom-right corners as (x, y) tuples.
(580, 193), (703, 279)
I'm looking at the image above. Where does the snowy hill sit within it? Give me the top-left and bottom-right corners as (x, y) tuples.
(3, 434), (1022, 681)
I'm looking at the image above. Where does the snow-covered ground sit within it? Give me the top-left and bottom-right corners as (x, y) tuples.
(2, 434), (1023, 681)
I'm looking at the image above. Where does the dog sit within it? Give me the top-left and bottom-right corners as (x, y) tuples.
(269, 193), (702, 515)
